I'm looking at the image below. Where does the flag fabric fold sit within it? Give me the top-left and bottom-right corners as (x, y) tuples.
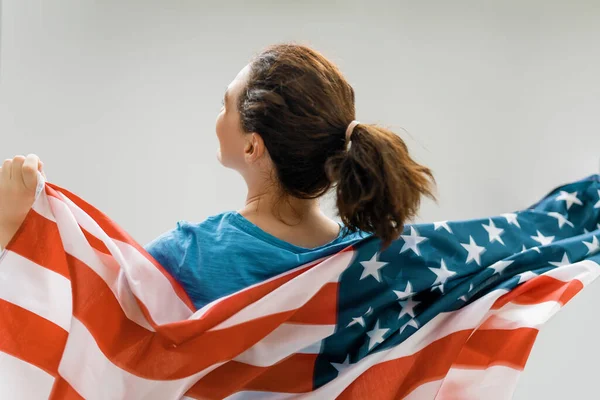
(0, 175), (599, 399)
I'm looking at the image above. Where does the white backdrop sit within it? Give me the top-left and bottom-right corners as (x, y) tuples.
(1, 1), (599, 398)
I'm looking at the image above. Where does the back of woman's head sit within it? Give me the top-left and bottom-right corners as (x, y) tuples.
(239, 43), (435, 248)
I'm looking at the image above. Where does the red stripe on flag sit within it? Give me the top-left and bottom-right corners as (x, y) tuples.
(0, 299), (68, 377)
(49, 378), (85, 400)
(45, 183), (196, 312)
(288, 282), (338, 325)
(453, 327), (538, 369)
(5, 209), (70, 279)
(185, 354), (317, 399)
(493, 275), (583, 309)
(81, 228), (111, 255)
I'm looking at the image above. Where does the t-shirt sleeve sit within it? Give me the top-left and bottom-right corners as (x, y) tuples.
(144, 223), (187, 281)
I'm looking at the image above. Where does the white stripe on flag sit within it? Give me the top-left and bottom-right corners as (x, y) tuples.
(435, 365), (522, 400)
(0, 352), (55, 400)
(297, 340), (324, 354)
(115, 239), (194, 323)
(52, 193), (193, 325)
(402, 380), (442, 400)
(484, 301), (561, 330)
(224, 390), (298, 400)
(403, 366), (522, 399)
(234, 323), (335, 366)
(47, 196), (154, 331)
(32, 189), (56, 222)
(542, 260), (600, 285)
(0, 251), (72, 331)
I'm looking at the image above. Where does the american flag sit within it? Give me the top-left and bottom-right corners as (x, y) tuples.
(0, 174), (599, 400)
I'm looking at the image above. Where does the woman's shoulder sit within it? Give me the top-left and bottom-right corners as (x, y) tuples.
(144, 212), (239, 274)
(150, 211), (237, 243)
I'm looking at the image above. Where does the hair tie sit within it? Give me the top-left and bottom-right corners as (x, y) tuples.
(345, 120), (360, 143)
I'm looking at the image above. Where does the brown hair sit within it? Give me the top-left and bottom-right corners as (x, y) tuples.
(238, 43), (435, 248)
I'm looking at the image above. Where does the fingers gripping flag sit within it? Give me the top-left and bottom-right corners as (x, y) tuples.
(0, 175), (599, 399)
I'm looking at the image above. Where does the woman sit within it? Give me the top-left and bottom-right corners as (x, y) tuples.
(0, 43), (435, 310)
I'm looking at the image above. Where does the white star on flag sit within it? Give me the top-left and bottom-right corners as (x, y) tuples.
(482, 219), (505, 245)
(556, 191), (583, 210)
(521, 244), (541, 253)
(461, 236), (486, 265)
(398, 297), (420, 319)
(400, 318), (419, 334)
(595, 190), (600, 209)
(366, 320), (389, 350)
(400, 227), (428, 256)
(430, 284), (442, 294)
(331, 355), (352, 374)
(531, 230), (555, 246)
(433, 221), (453, 233)
(428, 259), (457, 293)
(347, 306), (374, 327)
(583, 236), (600, 255)
(488, 260), (514, 275)
(359, 252), (388, 282)
(518, 271), (538, 284)
(502, 213), (521, 228)
(347, 316), (366, 328)
(549, 253), (571, 268)
(393, 281), (415, 300)
(547, 212), (574, 229)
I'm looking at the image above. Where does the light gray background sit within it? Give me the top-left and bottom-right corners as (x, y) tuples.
(1, 1), (599, 398)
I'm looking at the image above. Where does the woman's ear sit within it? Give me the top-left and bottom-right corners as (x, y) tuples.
(244, 133), (265, 163)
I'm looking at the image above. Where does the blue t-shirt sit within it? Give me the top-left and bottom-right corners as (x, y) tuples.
(144, 211), (368, 310)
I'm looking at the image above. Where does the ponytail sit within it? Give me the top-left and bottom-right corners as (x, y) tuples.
(326, 124), (435, 249)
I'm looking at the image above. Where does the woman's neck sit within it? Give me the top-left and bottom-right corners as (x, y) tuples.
(241, 187), (321, 224)
(238, 186), (342, 249)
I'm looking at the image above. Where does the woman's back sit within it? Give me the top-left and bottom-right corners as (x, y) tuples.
(145, 212), (368, 309)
